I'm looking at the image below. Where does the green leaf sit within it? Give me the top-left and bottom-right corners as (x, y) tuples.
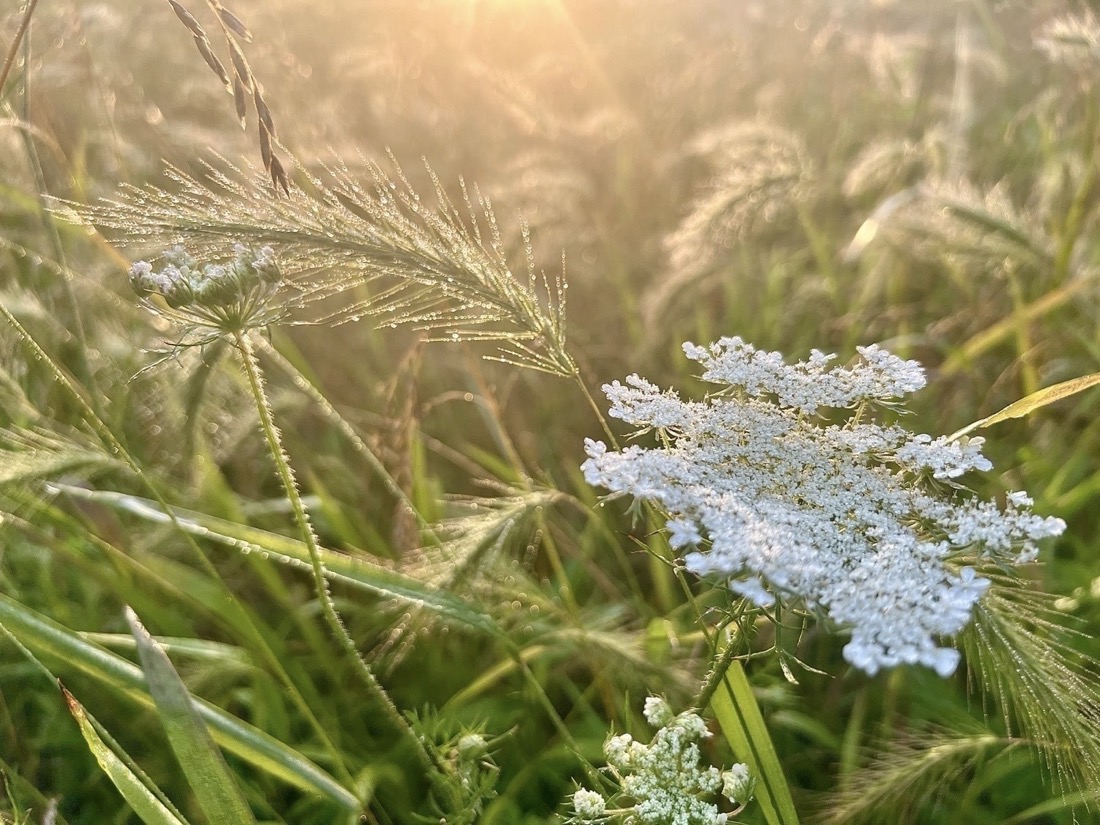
(0, 593), (359, 813)
(61, 685), (191, 825)
(710, 660), (800, 825)
(126, 607), (257, 825)
(948, 371), (1100, 440)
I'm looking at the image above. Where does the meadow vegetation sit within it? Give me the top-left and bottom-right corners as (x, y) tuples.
(1, 1), (1100, 823)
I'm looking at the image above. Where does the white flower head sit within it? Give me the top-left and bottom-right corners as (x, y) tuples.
(602, 702), (732, 825)
(721, 764), (754, 804)
(129, 244), (285, 338)
(643, 696), (674, 728)
(582, 337), (1065, 677)
(572, 788), (607, 820)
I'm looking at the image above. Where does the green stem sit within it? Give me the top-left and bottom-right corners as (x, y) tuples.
(6, 8), (97, 399)
(1052, 94), (1098, 284)
(573, 370), (619, 450)
(695, 613), (746, 712)
(255, 335), (438, 543)
(232, 331), (441, 782)
(508, 646), (607, 791)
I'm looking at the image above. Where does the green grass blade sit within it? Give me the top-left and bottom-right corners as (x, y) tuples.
(60, 686), (191, 825)
(0, 593), (359, 813)
(125, 608), (257, 825)
(710, 660), (800, 825)
(948, 371), (1100, 440)
(52, 484), (506, 639)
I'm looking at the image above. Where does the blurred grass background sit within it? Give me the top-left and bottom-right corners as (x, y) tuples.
(2, 0), (1100, 822)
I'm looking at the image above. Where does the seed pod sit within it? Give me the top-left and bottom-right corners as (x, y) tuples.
(167, 0), (204, 36)
(253, 87), (276, 139)
(218, 6), (252, 41)
(232, 76), (248, 128)
(226, 35), (251, 86)
(270, 156), (290, 197)
(257, 117), (272, 170)
(192, 35), (230, 86)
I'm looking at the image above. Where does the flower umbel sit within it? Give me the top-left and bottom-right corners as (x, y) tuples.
(582, 337), (1065, 677)
(568, 698), (752, 824)
(129, 244), (284, 339)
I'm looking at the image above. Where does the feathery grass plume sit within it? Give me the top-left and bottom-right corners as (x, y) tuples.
(0, 426), (120, 487)
(486, 148), (600, 270)
(1035, 10), (1100, 75)
(816, 726), (1013, 825)
(370, 488), (556, 667)
(376, 484), (685, 690)
(962, 578), (1100, 794)
(841, 133), (936, 203)
(63, 156), (576, 376)
(644, 123), (812, 325)
(582, 337), (1064, 678)
(860, 179), (1052, 273)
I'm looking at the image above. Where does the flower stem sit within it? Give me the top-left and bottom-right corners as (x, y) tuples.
(573, 371), (620, 450)
(695, 616), (746, 712)
(233, 331), (440, 779)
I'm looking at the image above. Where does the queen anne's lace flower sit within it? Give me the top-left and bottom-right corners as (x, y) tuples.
(582, 337), (1065, 677)
(571, 698), (752, 824)
(129, 244), (285, 337)
(572, 788), (607, 820)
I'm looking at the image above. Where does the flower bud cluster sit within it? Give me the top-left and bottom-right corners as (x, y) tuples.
(583, 337), (1065, 678)
(569, 697), (753, 824)
(129, 245), (283, 333)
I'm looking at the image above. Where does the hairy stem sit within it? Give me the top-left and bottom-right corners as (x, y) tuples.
(695, 615), (747, 713)
(256, 335), (438, 543)
(233, 331), (442, 782)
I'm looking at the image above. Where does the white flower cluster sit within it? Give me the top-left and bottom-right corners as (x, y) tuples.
(582, 337), (1065, 677)
(570, 697), (752, 824)
(129, 244), (283, 327)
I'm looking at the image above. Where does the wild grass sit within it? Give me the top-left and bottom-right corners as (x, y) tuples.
(2, 0), (1100, 823)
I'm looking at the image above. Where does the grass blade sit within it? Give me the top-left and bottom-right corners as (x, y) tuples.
(0, 593), (359, 813)
(948, 371), (1100, 440)
(52, 483), (506, 639)
(710, 660), (800, 825)
(61, 685), (192, 825)
(125, 607), (257, 825)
